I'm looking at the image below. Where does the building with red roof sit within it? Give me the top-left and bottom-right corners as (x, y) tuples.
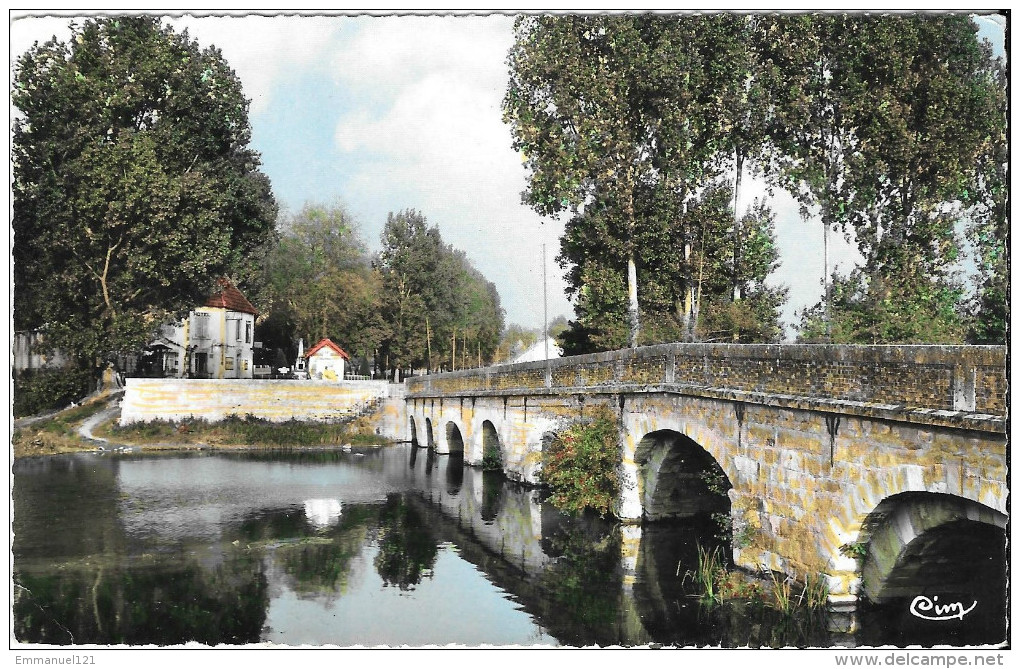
(305, 338), (350, 381)
(149, 279), (260, 379)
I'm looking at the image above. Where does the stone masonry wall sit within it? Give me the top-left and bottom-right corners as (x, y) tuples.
(408, 343), (1006, 415)
(121, 378), (392, 424)
(407, 343), (1007, 606)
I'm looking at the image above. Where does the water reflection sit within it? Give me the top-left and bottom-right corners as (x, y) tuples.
(303, 499), (343, 529)
(12, 446), (1006, 647)
(375, 493), (438, 590)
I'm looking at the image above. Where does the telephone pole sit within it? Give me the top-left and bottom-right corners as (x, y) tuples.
(543, 243), (549, 361)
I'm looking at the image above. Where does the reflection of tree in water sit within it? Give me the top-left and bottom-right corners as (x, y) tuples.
(538, 515), (623, 631)
(274, 530), (368, 599)
(13, 553), (268, 645)
(480, 470), (505, 523)
(374, 494), (439, 590)
(247, 504), (377, 600)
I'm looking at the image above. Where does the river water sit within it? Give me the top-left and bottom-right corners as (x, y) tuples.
(12, 446), (1006, 647)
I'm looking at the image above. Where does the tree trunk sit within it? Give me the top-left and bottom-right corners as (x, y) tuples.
(426, 316), (432, 372)
(823, 214), (832, 342)
(627, 254), (639, 347)
(732, 151), (744, 304)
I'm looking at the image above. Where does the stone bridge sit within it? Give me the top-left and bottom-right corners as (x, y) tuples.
(405, 343), (1007, 610)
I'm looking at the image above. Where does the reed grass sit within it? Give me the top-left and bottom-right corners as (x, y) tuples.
(107, 414), (391, 447)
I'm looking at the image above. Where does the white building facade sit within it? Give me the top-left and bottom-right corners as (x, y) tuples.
(152, 280), (259, 379)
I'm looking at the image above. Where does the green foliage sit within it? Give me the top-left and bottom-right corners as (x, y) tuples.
(13, 367), (95, 418)
(507, 16), (785, 349)
(764, 15), (1005, 342)
(376, 209), (504, 374)
(839, 541), (868, 560)
(540, 406), (621, 517)
(107, 414), (390, 447)
(258, 203), (387, 365)
(481, 446), (503, 472)
(508, 15), (1003, 349)
(684, 544), (727, 605)
(12, 17), (277, 365)
(796, 267), (967, 344)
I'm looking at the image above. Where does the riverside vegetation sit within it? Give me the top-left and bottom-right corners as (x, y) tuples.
(13, 398), (392, 459)
(539, 406), (622, 517)
(540, 407), (830, 620)
(96, 414), (392, 449)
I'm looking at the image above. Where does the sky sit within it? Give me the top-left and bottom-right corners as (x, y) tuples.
(9, 11), (1008, 338)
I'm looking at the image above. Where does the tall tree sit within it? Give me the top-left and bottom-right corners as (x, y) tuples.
(966, 53), (1008, 344)
(505, 15), (752, 348)
(258, 203), (386, 367)
(376, 210), (504, 376)
(715, 15), (772, 311)
(846, 16), (1006, 344)
(768, 15), (1004, 344)
(639, 183), (786, 344)
(504, 16), (657, 347)
(12, 17), (276, 370)
(759, 14), (871, 341)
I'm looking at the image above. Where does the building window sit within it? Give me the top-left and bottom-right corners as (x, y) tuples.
(194, 314), (209, 339)
(245, 321), (251, 344)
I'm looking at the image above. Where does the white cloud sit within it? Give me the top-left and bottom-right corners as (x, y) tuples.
(10, 14), (344, 118)
(330, 15), (574, 327)
(167, 15), (343, 117)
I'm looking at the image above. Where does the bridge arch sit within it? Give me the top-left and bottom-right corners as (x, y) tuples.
(857, 492), (1006, 604)
(480, 420), (503, 471)
(445, 421), (466, 455)
(409, 417), (419, 447)
(424, 418), (435, 450)
(633, 429), (732, 522)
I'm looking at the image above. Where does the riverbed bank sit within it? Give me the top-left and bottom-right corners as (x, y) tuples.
(13, 395), (396, 459)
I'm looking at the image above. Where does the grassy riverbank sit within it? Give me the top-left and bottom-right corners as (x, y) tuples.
(12, 395), (116, 458)
(92, 413), (393, 449)
(13, 399), (394, 458)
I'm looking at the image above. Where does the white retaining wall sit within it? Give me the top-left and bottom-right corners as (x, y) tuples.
(121, 378), (392, 424)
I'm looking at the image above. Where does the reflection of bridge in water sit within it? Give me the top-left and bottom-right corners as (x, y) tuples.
(406, 343), (1007, 631)
(403, 447), (842, 647)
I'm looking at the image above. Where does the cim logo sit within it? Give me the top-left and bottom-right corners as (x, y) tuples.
(909, 595), (977, 621)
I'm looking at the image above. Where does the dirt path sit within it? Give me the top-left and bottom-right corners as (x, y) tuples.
(78, 404), (121, 443)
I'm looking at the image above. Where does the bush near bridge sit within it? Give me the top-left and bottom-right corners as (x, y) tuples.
(540, 406), (621, 517)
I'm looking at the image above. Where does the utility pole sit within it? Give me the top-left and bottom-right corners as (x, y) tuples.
(543, 243), (549, 361)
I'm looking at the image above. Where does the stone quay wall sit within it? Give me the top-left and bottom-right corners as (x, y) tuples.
(121, 378), (393, 425)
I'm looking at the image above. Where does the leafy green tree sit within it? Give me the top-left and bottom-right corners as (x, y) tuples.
(767, 15), (1004, 344)
(639, 183), (786, 344)
(715, 16), (773, 306)
(504, 16), (659, 347)
(376, 210), (504, 377)
(966, 57), (1008, 345)
(258, 203), (386, 367)
(13, 17), (277, 371)
(758, 14), (873, 341)
(506, 16), (759, 347)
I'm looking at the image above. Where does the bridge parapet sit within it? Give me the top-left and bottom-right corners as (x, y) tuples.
(406, 344), (1006, 431)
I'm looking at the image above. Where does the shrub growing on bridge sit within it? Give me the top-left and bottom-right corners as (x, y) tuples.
(540, 406), (621, 517)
